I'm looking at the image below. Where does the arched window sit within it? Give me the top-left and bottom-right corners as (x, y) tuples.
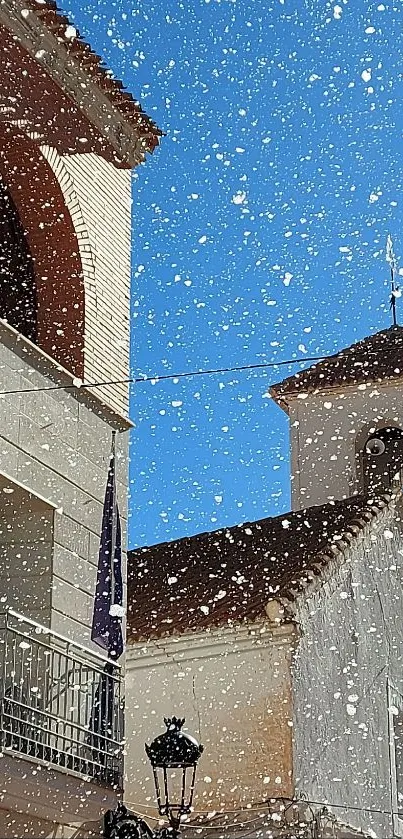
(362, 426), (403, 494)
(0, 178), (37, 342)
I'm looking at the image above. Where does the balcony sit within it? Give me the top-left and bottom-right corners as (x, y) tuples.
(0, 609), (123, 823)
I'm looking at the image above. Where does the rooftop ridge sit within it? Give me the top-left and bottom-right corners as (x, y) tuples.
(10, 0), (162, 154)
(127, 494), (395, 642)
(270, 326), (403, 411)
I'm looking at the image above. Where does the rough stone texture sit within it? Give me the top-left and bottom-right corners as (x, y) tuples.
(125, 623), (296, 817)
(292, 501), (403, 837)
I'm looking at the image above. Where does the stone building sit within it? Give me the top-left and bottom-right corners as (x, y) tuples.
(0, 0), (160, 836)
(126, 326), (403, 839)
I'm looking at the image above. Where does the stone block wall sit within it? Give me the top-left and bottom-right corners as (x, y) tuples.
(292, 501), (403, 838)
(0, 329), (129, 646)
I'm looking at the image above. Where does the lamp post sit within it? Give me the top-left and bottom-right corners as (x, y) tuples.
(104, 717), (203, 839)
(145, 717), (204, 836)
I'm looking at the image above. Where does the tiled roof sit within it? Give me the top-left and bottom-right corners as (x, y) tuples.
(270, 326), (403, 409)
(127, 495), (392, 642)
(24, 0), (161, 152)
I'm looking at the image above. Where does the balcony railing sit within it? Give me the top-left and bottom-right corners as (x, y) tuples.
(0, 609), (123, 788)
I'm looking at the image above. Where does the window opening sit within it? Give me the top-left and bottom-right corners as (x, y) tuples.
(363, 427), (403, 494)
(0, 178), (37, 342)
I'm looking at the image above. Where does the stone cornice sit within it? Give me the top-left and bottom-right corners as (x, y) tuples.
(126, 620), (297, 670)
(0, 318), (134, 431)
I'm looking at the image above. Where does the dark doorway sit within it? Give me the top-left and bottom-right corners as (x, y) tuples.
(363, 426), (403, 494)
(0, 178), (37, 342)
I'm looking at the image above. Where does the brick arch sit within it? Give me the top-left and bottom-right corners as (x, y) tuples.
(0, 123), (85, 377)
(40, 145), (97, 310)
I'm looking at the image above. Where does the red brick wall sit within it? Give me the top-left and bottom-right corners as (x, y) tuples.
(0, 123), (85, 377)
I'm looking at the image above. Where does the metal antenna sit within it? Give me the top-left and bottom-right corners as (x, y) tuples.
(386, 234), (399, 326)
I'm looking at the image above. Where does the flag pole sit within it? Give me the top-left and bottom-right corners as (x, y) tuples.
(391, 263), (397, 327)
(110, 430), (117, 614)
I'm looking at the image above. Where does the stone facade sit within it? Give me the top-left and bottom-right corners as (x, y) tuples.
(0, 322), (129, 838)
(0, 0), (160, 830)
(0, 278), (129, 646)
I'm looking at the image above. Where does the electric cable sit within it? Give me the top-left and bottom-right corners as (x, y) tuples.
(123, 794), (403, 821)
(0, 353), (326, 397)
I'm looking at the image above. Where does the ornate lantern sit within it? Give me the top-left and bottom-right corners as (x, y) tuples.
(145, 717), (204, 832)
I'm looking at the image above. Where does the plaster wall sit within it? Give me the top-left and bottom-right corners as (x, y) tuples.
(288, 379), (403, 510)
(292, 502), (403, 837)
(125, 624), (295, 817)
(0, 813), (102, 839)
(0, 812), (81, 839)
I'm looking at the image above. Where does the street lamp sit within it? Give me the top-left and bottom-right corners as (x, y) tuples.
(145, 717), (204, 834)
(104, 717), (203, 839)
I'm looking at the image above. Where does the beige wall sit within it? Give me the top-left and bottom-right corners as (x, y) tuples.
(288, 379), (403, 509)
(125, 623), (295, 817)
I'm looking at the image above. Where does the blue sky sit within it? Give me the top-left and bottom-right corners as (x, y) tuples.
(65, 0), (403, 548)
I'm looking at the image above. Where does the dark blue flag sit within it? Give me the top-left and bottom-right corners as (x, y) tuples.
(91, 436), (124, 660)
(88, 435), (124, 779)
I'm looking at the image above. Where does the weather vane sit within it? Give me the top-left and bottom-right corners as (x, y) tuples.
(386, 234), (401, 326)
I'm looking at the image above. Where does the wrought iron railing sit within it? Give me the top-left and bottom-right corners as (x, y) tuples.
(0, 609), (123, 788)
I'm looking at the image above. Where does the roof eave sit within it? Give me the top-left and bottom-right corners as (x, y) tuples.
(270, 372), (403, 413)
(268, 386), (292, 414)
(274, 493), (394, 617)
(1, 0), (162, 168)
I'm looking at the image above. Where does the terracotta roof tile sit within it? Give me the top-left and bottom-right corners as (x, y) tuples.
(270, 326), (403, 408)
(25, 0), (162, 151)
(127, 494), (391, 642)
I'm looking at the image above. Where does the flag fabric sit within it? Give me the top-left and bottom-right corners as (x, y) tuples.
(88, 434), (124, 777)
(91, 434), (124, 660)
(386, 234), (397, 272)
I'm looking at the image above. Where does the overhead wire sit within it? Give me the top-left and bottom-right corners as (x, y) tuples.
(0, 353), (326, 397)
(123, 794), (403, 821)
(2, 332), (393, 828)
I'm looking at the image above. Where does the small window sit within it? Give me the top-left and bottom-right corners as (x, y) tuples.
(363, 427), (403, 494)
(388, 682), (403, 836)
